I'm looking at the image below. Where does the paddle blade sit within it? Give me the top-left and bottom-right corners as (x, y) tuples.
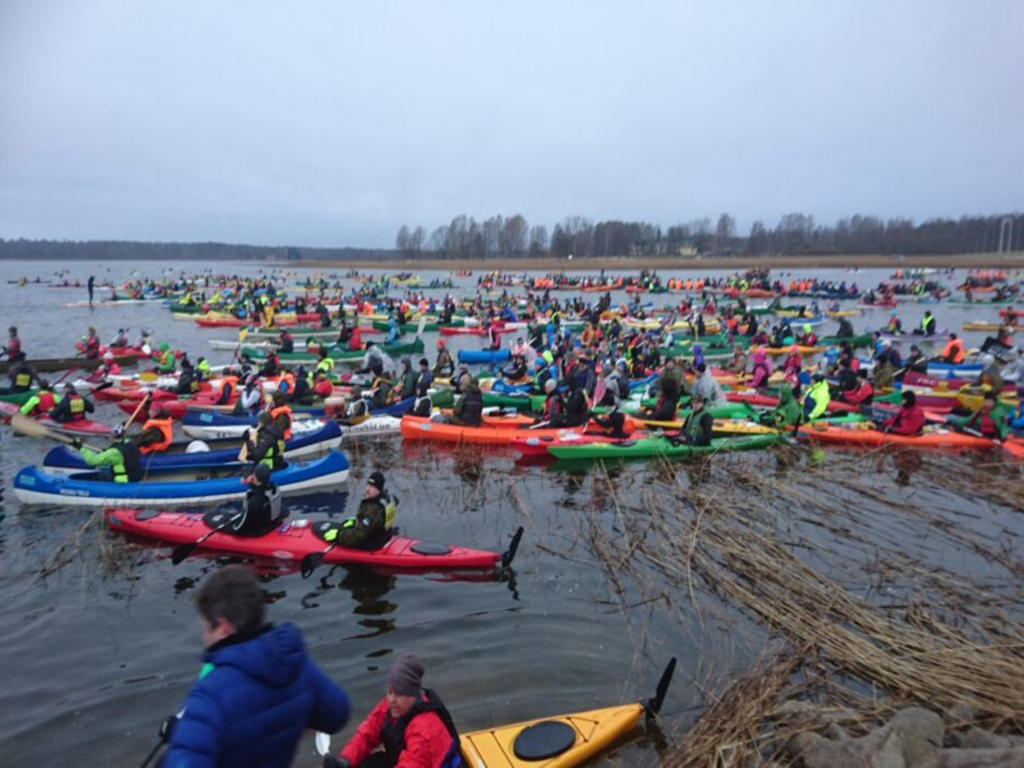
(416, 315), (427, 337)
(10, 413), (77, 445)
(502, 526), (525, 568)
(139, 371), (158, 382)
(646, 657), (677, 718)
(315, 732), (331, 757)
(300, 552), (324, 579)
(170, 543), (197, 565)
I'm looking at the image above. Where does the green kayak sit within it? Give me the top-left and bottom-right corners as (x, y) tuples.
(548, 433), (782, 461)
(619, 401), (755, 420)
(483, 392), (536, 411)
(241, 338), (425, 367)
(372, 320), (439, 333)
(0, 388), (37, 405)
(817, 332), (873, 348)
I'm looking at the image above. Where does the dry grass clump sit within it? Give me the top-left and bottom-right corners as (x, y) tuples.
(570, 451), (1024, 764)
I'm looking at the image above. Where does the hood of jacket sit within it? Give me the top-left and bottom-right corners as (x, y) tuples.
(205, 623), (307, 689)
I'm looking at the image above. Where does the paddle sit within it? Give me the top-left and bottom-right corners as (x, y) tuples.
(9, 412), (101, 449)
(170, 510), (245, 565)
(315, 732), (331, 759)
(643, 657), (677, 720)
(53, 367), (80, 387)
(123, 393), (151, 431)
(501, 526), (525, 568)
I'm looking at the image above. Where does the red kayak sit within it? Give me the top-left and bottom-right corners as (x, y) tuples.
(105, 508), (522, 572)
(903, 371), (1016, 395)
(38, 416), (111, 435)
(114, 394), (234, 420)
(94, 386), (181, 403)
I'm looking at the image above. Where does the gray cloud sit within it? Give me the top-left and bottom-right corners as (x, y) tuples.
(1, 0), (1021, 247)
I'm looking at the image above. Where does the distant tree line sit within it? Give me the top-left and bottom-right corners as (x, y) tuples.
(2, 211), (1020, 262)
(399, 212), (1024, 258)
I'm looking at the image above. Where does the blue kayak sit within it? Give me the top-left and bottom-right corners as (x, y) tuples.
(14, 450), (350, 508)
(491, 380), (532, 395)
(458, 349), (511, 364)
(42, 421), (343, 473)
(182, 400), (414, 438)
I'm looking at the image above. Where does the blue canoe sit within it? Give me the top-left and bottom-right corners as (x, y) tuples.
(458, 349), (511, 365)
(14, 450), (350, 508)
(42, 421), (342, 473)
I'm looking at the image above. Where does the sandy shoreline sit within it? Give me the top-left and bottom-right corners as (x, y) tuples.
(288, 251), (1024, 272)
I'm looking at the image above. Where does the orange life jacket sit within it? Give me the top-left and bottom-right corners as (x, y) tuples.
(139, 418), (173, 454)
(271, 404), (293, 440)
(942, 338), (964, 364)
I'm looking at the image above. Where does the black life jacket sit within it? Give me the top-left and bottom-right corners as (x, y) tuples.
(460, 389), (484, 425)
(379, 689), (462, 768)
(116, 439), (142, 482)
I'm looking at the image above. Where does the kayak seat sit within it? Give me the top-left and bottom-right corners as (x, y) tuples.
(512, 720), (577, 761)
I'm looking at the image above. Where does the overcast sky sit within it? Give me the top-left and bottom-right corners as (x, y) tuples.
(1, 1), (1021, 248)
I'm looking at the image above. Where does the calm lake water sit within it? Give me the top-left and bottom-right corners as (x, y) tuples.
(1, 260), (1021, 766)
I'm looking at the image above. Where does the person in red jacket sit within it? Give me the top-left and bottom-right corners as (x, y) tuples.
(882, 390), (925, 436)
(327, 654), (461, 768)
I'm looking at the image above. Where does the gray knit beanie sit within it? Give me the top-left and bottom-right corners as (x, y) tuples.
(386, 654), (424, 696)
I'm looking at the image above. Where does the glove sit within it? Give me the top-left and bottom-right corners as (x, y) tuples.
(323, 757), (350, 768)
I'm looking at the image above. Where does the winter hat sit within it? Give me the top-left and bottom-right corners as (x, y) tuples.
(387, 654), (424, 696)
(367, 470), (386, 492)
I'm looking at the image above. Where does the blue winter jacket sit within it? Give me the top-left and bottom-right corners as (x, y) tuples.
(162, 623), (350, 768)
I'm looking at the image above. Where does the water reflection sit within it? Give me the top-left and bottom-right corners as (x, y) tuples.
(892, 451), (923, 487)
(301, 566), (397, 640)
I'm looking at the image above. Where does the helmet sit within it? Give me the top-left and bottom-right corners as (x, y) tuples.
(185, 440), (210, 453)
(253, 463), (272, 483)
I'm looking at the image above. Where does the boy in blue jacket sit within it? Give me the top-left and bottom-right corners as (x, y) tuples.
(160, 565), (350, 768)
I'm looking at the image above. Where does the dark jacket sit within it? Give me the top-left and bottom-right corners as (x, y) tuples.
(453, 383), (483, 427)
(331, 495), (390, 549)
(162, 623), (350, 768)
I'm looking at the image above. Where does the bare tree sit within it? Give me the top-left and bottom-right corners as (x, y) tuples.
(715, 213), (736, 255)
(395, 225), (410, 256)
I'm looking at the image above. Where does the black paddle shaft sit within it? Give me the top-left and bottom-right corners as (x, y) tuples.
(170, 512), (244, 565)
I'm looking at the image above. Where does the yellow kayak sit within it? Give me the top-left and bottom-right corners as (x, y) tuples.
(962, 321), (1017, 332)
(460, 659), (675, 768)
(632, 417), (776, 435)
(957, 391), (1019, 410)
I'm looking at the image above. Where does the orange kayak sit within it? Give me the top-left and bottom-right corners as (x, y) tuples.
(401, 415), (624, 445)
(797, 423), (994, 450)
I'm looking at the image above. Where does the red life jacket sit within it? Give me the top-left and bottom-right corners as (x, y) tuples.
(37, 391), (56, 412)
